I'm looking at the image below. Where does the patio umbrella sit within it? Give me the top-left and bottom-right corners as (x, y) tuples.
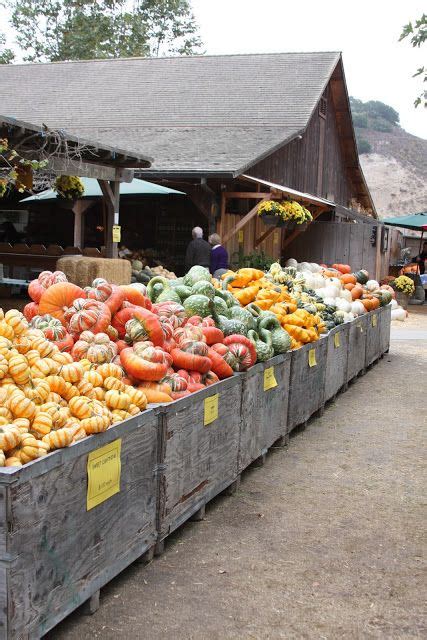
(21, 177), (184, 201)
(383, 212), (427, 253)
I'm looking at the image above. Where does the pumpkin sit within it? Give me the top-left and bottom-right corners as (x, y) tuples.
(76, 379), (95, 398)
(124, 308), (164, 346)
(0, 425), (21, 451)
(9, 394), (36, 419)
(207, 347), (233, 379)
(69, 396), (93, 419)
(138, 388), (173, 403)
(125, 387), (147, 410)
(0, 322), (14, 340)
(160, 373), (188, 393)
(105, 389), (131, 411)
(170, 344), (211, 374)
(350, 285), (363, 300)
(332, 263), (351, 274)
(84, 370), (103, 387)
(340, 274), (357, 285)
(103, 376), (126, 391)
(60, 362), (84, 383)
(65, 299), (111, 335)
(365, 279), (380, 292)
(353, 269), (369, 285)
(120, 345), (169, 382)
(5, 310), (28, 336)
(31, 412), (53, 437)
(39, 282), (86, 324)
(23, 302), (39, 322)
(111, 305), (146, 339)
(42, 426), (75, 450)
(81, 415), (109, 434)
(97, 363), (123, 380)
(120, 285), (152, 309)
(361, 297), (380, 311)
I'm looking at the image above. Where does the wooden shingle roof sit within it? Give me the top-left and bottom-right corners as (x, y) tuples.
(0, 51), (341, 175)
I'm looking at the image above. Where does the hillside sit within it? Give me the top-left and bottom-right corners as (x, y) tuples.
(350, 98), (427, 218)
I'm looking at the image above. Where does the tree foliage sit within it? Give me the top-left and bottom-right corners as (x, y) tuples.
(4, 0), (203, 62)
(356, 139), (372, 155)
(0, 32), (14, 64)
(399, 13), (426, 108)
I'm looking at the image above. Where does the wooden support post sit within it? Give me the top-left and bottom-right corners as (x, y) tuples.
(219, 191), (226, 237)
(72, 200), (94, 249)
(222, 196), (269, 244)
(99, 171), (121, 259)
(375, 224), (382, 281)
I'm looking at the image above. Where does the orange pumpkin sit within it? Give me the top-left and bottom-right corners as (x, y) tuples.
(362, 297), (380, 311)
(332, 263), (352, 274)
(39, 282), (86, 324)
(350, 286), (363, 300)
(340, 274), (357, 285)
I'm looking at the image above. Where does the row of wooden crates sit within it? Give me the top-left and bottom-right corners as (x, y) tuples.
(0, 306), (391, 639)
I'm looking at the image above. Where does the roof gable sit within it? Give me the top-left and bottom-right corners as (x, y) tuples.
(0, 51), (340, 173)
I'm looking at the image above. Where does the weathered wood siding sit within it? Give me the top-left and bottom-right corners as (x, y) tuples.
(324, 325), (349, 402)
(246, 84), (353, 206)
(220, 212), (283, 267)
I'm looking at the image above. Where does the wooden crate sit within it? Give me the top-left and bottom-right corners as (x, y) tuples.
(365, 309), (382, 367)
(379, 305), (392, 355)
(324, 324), (349, 402)
(287, 338), (328, 432)
(0, 410), (159, 639)
(347, 315), (368, 382)
(239, 353), (292, 471)
(157, 376), (242, 541)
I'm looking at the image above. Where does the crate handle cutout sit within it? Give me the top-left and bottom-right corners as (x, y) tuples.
(334, 332), (340, 348)
(204, 394), (219, 426)
(371, 314), (377, 327)
(264, 366), (277, 391)
(308, 348), (317, 367)
(87, 439), (121, 510)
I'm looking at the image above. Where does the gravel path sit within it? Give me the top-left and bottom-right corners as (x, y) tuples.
(48, 325), (426, 639)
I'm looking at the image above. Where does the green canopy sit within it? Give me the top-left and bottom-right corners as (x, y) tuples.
(21, 177), (185, 202)
(383, 212), (427, 231)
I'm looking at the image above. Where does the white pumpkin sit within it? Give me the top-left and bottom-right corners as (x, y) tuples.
(335, 298), (352, 313)
(297, 261), (311, 272)
(301, 271), (314, 289)
(391, 307), (406, 321)
(339, 289), (352, 302)
(285, 258), (298, 268)
(391, 299), (398, 310)
(129, 282), (147, 294)
(350, 300), (366, 315)
(343, 312), (354, 323)
(324, 285), (340, 299)
(366, 279), (379, 292)
(309, 263), (322, 273)
(323, 297), (337, 307)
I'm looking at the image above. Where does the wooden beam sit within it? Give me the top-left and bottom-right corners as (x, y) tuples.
(47, 158), (134, 182)
(219, 191), (226, 237)
(222, 196), (269, 244)
(222, 192), (272, 199)
(98, 180), (115, 208)
(254, 224), (277, 248)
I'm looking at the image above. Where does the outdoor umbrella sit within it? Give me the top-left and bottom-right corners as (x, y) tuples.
(383, 212), (427, 254)
(21, 177), (184, 201)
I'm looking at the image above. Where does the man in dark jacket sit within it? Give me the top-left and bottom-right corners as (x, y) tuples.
(185, 227), (211, 270)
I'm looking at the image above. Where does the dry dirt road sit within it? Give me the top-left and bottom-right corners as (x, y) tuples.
(48, 315), (426, 640)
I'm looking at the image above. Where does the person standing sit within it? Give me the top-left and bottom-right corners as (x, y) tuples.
(185, 226), (211, 270)
(208, 233), (229, 278)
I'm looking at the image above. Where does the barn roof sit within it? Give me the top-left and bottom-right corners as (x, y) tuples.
(0, 51), (341, 175)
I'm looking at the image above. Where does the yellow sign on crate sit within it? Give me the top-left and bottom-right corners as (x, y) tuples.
(308, 348), (317, 367)
(87, 439), (121, 511)
(372, 314), (377, 327)
(334, 332), (341, 348)
(238, 230), (244, 243)
(264, 366), (277, 391)
(358, 323), (363, 333)
(204, 394), (218, 426)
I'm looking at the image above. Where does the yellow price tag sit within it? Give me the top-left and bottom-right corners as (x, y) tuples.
(334, 332), (340, 348)
(264, 366), (277, 391)
(273, 231), (279, 245)
(308, 348), (317, 367)
(238, 230), (244, 243)
(112, 225), (121, 243)
(204, 394), (218, 426)
(87, 439), (121, 511)
(372, 314), (377, 327)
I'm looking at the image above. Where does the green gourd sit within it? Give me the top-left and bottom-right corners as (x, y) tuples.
(228, 306), (257, 331)
(258, 316), (291, 354)
(183, 294), (212, 318)
(213, 296), (230, 317)
(183, 266), (211, 287)
(247, 329), (274, 362)
(191, 281), (216, 300)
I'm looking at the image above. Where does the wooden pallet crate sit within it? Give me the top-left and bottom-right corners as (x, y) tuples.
(379, 305), (392, 355)
(347, 315), (368, 382)
(287, 338), (328, 433)
(239, 353), (292, 471)
(0, 410), (159, 639)
(324, 324), (349, 402)
(157, 376), (242, 542)
(365, 309), (382, 367)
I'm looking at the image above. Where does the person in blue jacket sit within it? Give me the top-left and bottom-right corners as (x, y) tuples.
(208, 233), (229, 278)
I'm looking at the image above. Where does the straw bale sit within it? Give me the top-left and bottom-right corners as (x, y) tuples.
(57, 256), (131, 287)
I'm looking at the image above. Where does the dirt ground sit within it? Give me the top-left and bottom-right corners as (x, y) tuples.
(46, 312), (427, 640)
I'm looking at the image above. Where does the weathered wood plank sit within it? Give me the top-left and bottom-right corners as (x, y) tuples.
(365, 310), (381, 367)
(0, 410), (159, 639)
(324, 324), (349, 402)
(347, 315), (368, 381)
(239, 353), (291, 472)
(157, 377), (241, 541)
(379, 305), (392, 355)
(287, 339), (328, 432)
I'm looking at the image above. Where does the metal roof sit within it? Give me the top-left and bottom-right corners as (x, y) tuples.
(241, 175), (335, 208)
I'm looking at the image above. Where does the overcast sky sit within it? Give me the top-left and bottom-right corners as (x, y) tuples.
(192, 0), (426, 139)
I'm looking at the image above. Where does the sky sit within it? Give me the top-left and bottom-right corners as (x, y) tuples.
(192, 0), (426, 139)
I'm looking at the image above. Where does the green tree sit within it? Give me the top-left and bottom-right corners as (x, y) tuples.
(356, 139), (372, 155)
(5, 0), (202, 62)
(399, 14), (426, 108)
(364, 100), (399, 124)
(0, 32), (14, 64)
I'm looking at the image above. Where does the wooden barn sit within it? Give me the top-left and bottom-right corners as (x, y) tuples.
(0, 52), (400, 276)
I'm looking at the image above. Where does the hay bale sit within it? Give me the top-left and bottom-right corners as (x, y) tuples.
(57, 256), (131, 287)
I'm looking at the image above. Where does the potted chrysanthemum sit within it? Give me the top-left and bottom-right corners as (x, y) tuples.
(257, 200), (287, 226)
(53, 175), (85, 205)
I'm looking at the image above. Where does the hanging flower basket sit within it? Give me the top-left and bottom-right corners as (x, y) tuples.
(53, 175), (85, 202)
(260, 212), (281, 226)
